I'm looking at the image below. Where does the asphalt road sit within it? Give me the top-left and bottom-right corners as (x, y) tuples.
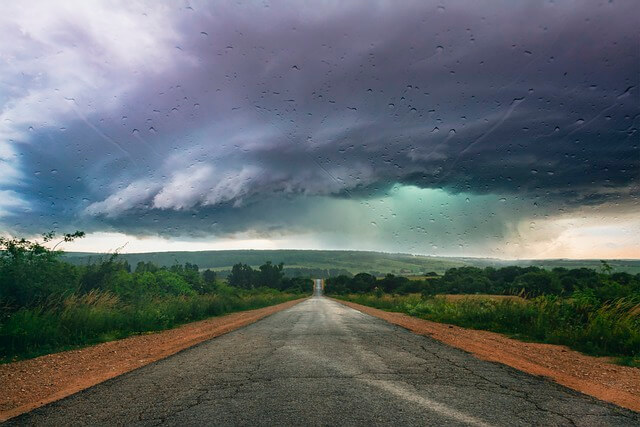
(8, 296), (639, 426)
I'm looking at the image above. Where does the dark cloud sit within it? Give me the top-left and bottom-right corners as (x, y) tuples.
(1, 0), (638, 240)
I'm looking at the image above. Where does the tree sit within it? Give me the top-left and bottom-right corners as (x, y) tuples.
(515, 271), (562, 296)
(324, 275), (351, 294)
(600, 260), (613, 275)
(281, 277), (312, 293)
(379, 274), (410, 293)
(202, 269), (217, 285)
(0, 231), (85, 307)
(155, 270), (196, 296)
(350, 273), (377, 293)
(135, 261), (158, 273)
(228, 263), (256, 289)
(80, 254), (131, 293)
(197, 269), (218, 294)
(258, 261), (284, 289)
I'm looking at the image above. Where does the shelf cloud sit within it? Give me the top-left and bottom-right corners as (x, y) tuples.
(1, 0), (638, 257)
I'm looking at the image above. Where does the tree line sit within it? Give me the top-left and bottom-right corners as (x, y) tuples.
(325, 263), (640, 302)
(0, 233), (309, 311)
(227, 262), (311, 292)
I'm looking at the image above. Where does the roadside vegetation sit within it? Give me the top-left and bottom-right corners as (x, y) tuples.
(326, 265), (640, 365)
(0, 233), (308, 362)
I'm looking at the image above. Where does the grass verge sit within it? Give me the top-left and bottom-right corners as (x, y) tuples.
(1, 289), (302, 362)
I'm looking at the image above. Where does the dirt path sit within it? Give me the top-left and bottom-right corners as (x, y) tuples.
(333, 299), (640, 412)
(0, 298), (305, 422)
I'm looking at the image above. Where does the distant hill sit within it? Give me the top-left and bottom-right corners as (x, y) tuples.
(62, 250), (640, 277)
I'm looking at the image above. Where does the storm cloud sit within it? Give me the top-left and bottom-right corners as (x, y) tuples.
(0, 0), (638, 256)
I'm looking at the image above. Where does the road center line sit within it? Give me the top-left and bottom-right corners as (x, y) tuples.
(361, 378), (494, 427)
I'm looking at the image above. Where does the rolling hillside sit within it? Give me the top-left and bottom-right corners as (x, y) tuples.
(62, 250), (640, 277)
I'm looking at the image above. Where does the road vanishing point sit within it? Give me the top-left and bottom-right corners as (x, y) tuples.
(9, 289), (639, 426)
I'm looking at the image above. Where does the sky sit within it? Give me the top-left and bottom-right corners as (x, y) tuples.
(0, 0), (638, 258)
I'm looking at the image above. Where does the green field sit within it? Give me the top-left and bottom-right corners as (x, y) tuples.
(63, 250), (640, 277)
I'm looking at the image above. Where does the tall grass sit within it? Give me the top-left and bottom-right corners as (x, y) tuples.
(336, 293), (640, 363)
(0, 289), (301, 362)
